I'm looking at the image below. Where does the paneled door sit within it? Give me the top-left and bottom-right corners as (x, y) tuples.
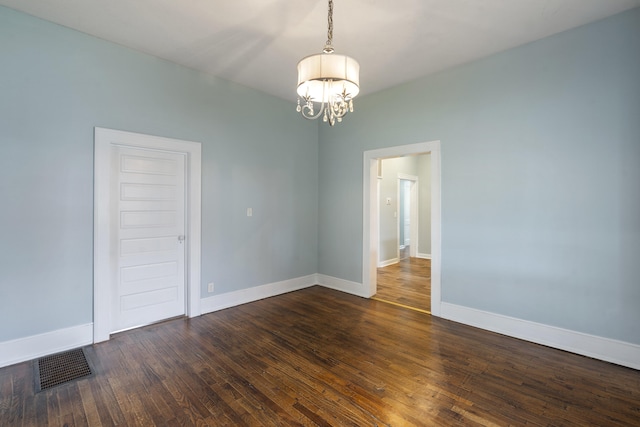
(111, 146), (186, 332)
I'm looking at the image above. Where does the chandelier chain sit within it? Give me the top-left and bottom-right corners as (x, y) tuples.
(326, 0), (333, 47)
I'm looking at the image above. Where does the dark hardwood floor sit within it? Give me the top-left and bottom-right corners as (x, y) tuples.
(375, 247), (431, 312)
(1, 286), (639, 426)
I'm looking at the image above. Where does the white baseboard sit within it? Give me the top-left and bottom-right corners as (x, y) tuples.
(317, 274), (369, 298)
(200, 274), (317, 314)
(440, 302), (640, 370)
(417, 253), (431, 259)
(0, 323), (93, 369)
(378, 258), (399, 268)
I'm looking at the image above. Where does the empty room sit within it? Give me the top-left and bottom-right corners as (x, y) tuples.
(1, 0), (639, 425)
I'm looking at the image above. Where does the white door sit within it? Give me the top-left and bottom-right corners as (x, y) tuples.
(111, 146), (186, 332)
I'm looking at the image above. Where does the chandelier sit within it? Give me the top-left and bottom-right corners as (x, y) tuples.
(296, 0), (360, 126)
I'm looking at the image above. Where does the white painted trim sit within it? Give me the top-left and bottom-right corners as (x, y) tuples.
(429, 144), (442, 317)
(317, 274), (369, 298)
(396, 177), (402, 260)
(417, 253), (431, 259)
(409, 179), (418, 258)
(441, 303), (640, 370)
(378, 258), (399, 268)
(364, 156), (379, 298)
(397, 173), (418, 180)
(200, 275), (317, 314)
(93, 127), (202, 343)
(0, 324), (93, 369)
(93, 132), (112, 343)
(363, 141), (442, 314)
(376, 179), (381, 260)
(397, 173), (419, 259)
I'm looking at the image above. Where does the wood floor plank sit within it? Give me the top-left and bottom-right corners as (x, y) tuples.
(53, 386), (74, 427)
(0, 361), (28, 425)
(2, 286), (639, 426)
(68, 382), (89, 426)
(77, 378), (102, 426)
(45, 388), (60, 425)
(33, 389), (48, 426)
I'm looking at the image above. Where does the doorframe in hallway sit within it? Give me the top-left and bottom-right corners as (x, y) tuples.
(93, 127), (202, 343)
(397, 174), (418, 260)
(362, 141), (441, 316)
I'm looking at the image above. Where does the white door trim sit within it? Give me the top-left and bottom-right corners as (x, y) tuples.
(397, 173), (418, 258)
(93, 127), (202, 343)
(363, 141), (442, 316)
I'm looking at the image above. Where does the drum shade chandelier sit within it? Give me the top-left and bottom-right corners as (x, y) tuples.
(296, 0), (359, 126)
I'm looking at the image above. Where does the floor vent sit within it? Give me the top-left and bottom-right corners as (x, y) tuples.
(36, 348), (93, 392)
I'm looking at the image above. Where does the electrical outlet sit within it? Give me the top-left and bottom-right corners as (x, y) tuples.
(208, 282), (214, 293)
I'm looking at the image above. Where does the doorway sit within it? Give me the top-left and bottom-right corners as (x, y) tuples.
(397, 174), (418, 259)
(93, 128), (202, 343)
(362, 141), (441, 317)
(400, 179), (412, 251)
(374, 163), (429, 312)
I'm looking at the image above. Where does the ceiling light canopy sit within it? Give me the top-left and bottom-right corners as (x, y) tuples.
(296, 0), (359, 126)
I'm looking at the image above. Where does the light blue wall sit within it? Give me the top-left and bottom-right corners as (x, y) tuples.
(0, 6), (318, 342)
(318, 9), (640, 344)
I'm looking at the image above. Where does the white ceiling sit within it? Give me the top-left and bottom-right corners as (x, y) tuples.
(2, 0), (639, 100)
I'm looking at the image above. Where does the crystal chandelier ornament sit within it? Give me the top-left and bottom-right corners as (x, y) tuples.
(296, 0), (360, 126)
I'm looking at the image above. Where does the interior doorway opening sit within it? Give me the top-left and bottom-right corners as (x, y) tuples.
(362, 141), (441, 317)
(373, 159), (429, 312)
(396, 174), (419, 260)
(399, 179), (412, 253)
